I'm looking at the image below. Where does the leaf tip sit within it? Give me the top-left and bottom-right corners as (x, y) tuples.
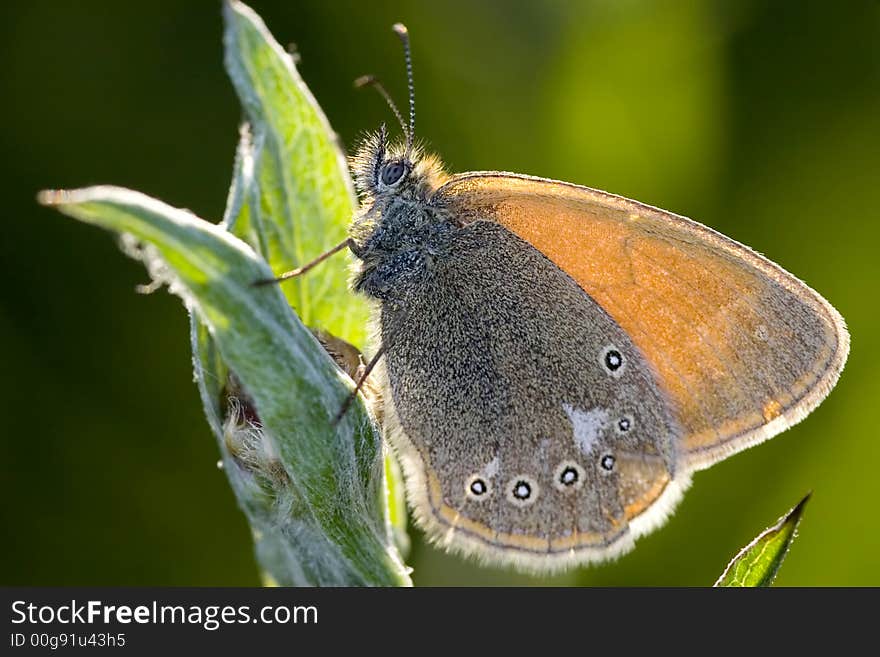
(36, 188), (69, 207)
(223, 0), (259, 29)
(792, 490), (812, 517)
(781, 490), (811, 535)
(222, 0), (241, 14)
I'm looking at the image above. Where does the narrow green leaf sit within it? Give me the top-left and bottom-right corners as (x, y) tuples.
(40, 186), (411, 587)
(714, 493), (811, 587)
(222, 0), (370, 347)
(385, 449), (411, 557)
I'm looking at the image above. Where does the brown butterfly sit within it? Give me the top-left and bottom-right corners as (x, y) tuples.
(268, 24), (849, 572)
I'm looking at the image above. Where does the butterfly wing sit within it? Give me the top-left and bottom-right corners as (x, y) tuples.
(378, 220), (685, 570)
(433, 172), (849, 471)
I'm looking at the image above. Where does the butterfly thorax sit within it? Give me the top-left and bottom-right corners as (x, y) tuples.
(348, 130), (455, 301)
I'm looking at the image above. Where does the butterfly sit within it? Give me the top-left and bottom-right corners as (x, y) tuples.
(268, 24), (849, 572)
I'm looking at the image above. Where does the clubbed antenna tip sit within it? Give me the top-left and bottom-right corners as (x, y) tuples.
(391, 23), (415, 154)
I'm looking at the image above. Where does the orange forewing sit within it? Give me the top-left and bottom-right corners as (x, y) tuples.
(437, 173), (848, 469)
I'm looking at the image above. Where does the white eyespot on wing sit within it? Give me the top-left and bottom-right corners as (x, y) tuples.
(465, 474), (492, 501)
(599, 453), (616, 473)
(564, 404), (610, 455)
(553, 460), (585, 492)
(615, 415), (634, 434)
(506, 475), (539, 507)
(599, 345), (627, 377)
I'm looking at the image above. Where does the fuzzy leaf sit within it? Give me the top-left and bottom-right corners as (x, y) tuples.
(39, 186), (411, 587)
(217, 0), (409, 580)
(222, 0), (370, 346)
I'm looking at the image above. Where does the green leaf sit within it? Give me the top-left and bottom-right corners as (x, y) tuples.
(216, 0), (409, 580)
(39, 186), (411, 587)
(40, 0), (409, 587)
(714, 493), (811, 587)
(385, 448), (411, 558)
(222, 0), (370, 347)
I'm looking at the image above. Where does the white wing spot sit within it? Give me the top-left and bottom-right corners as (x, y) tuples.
(600, 345), (626, 377)
(564, 404), (610, 454)
(553, 460), (585, 492)
(466, 474), (491, 500)
(600, 454), (616, 472)
(506, 475), (539, 507)
(484, 456), (500, 479)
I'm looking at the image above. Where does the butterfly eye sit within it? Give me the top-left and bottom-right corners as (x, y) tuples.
(380, 161), (406, 186)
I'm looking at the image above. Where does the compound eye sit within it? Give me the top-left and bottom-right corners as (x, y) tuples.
(380, 161), (406, 186)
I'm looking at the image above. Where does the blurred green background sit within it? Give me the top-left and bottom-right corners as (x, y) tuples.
(2, 0), (878, 586)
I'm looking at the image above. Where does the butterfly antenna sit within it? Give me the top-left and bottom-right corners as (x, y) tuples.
(354, 75), (409, 142)
(392, 23), (416, 155)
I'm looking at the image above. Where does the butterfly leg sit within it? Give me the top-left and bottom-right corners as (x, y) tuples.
(332, 345), (387, 425)
(252, 238), (353, 286)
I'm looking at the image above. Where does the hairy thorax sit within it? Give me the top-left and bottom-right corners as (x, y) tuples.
(351, 195), (459, 302)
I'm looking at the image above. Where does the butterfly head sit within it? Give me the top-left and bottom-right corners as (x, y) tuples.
(351, 124), (446, 203)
